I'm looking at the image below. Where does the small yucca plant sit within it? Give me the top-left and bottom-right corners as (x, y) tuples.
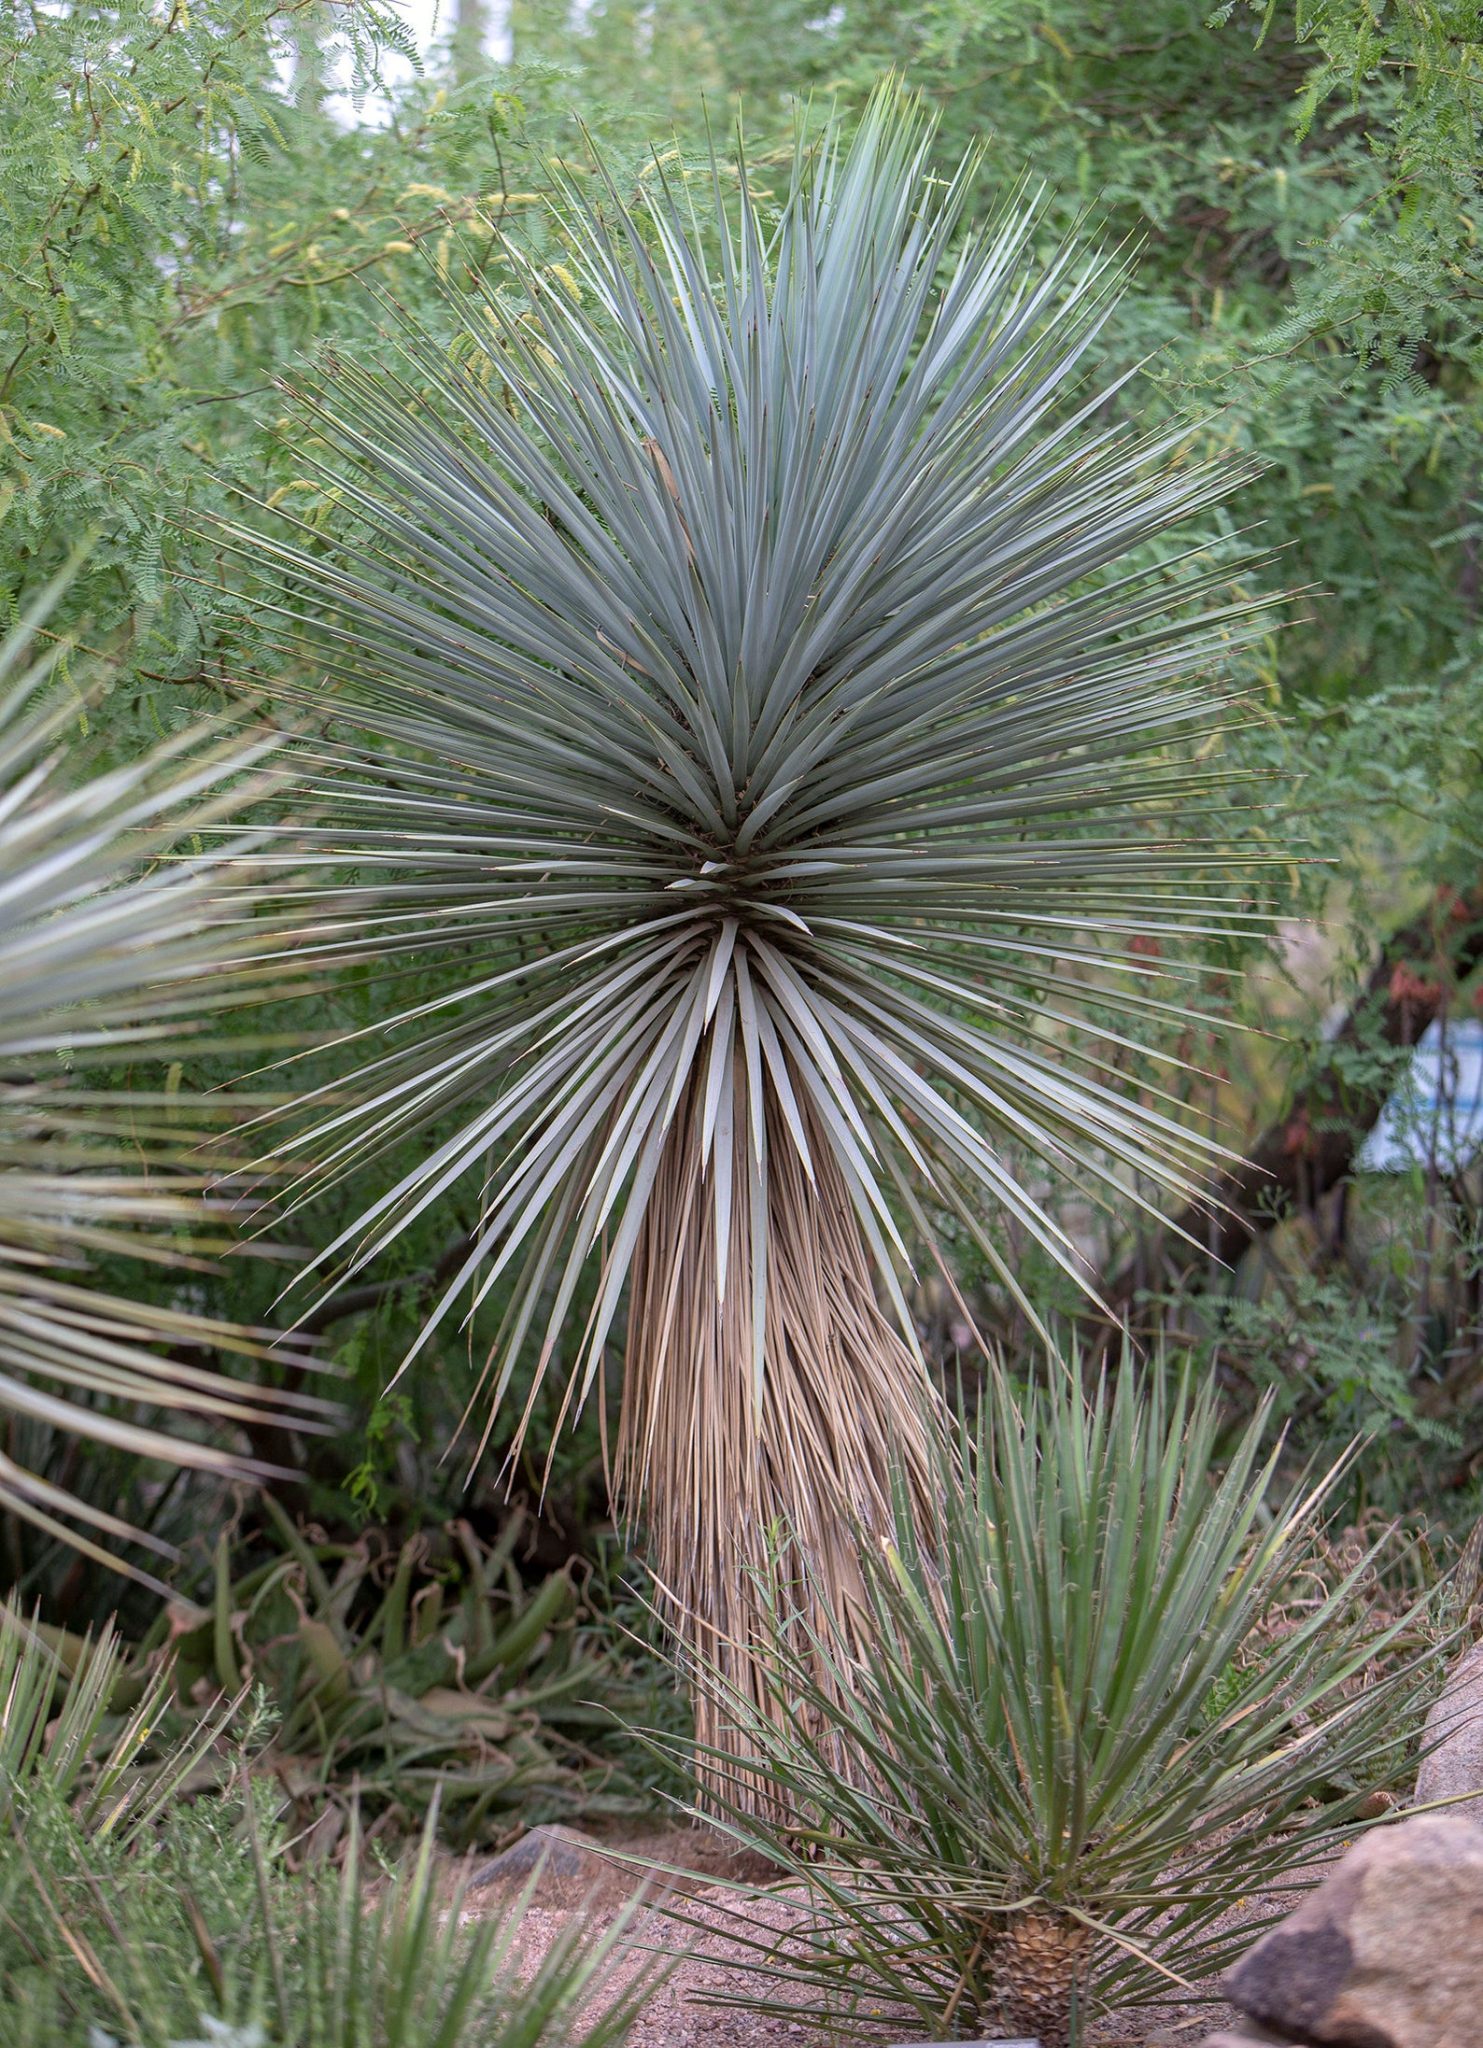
(652, 1368), (1447, 2047)
(229, 89), (1276, 1762)
(0, 578), (328, 1573)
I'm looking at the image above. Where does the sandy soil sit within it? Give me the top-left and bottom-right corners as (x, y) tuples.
(455, 1823), (1243, 2048)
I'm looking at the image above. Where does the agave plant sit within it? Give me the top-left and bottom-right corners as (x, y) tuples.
(155, 1506), (659, 1850)
(650, 1367), (1448, 2047)
(228, 90), (1274, 1754)
(0, 577), (327, 1577)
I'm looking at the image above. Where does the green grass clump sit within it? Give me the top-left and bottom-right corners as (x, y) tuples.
(0, 1606), (664, 2048)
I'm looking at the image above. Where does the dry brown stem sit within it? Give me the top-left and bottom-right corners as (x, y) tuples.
(618, 1058), (940, 1803)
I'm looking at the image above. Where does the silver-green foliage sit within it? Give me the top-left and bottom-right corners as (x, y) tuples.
(654, 1366), (1448, 2040)
(238, 87), (1274, 1435)
(0, 585), (337, 1572)
(0, 582), (328, 1569)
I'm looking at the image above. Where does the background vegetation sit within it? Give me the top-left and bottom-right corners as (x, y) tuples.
(4, 7), (1483, 2036)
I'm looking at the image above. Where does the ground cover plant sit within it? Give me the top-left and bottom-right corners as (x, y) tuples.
(659, 1365), (1451, 2047)
(0, 1603), (665, 2047)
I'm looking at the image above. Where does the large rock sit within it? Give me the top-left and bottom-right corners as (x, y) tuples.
(1224, 1812), (1483, 2048)
(466, 1823), (606, 1889)
(1415, 1641), (1483, 1822)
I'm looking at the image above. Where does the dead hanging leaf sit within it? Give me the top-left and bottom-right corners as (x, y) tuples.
(641, 437), (695, 565)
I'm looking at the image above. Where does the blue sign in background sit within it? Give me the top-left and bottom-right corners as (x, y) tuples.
(1359, 1016), (1483, 1174)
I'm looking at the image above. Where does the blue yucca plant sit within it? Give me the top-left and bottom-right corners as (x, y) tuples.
(229, 89), (1275, 1759)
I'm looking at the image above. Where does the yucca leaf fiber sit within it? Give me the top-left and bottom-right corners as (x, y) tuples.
(235, 89), (1276, 1762)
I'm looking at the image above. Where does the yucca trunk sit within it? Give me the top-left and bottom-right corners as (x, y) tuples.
(994, 1910), (1094, 2048)
(619, 1059), (939, 1788)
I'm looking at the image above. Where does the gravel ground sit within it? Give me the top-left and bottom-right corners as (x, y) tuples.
(456, 1824), (1243, 2048)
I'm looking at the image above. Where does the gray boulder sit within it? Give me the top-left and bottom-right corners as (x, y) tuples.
(466, 1823), (605, 1890)
(1224, 1812), (1483, 2048)
(1196, 2030), (1308, 2048)
(1415, 1640), (1483, 1823)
